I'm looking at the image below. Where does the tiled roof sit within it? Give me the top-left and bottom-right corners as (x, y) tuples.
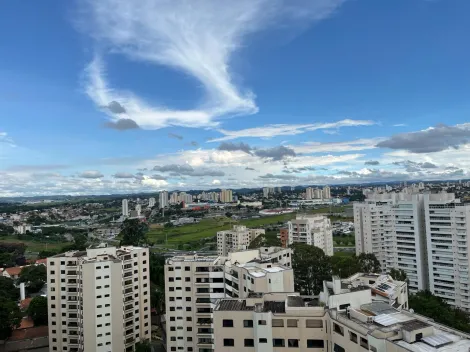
(10, 325), (48, 341)
(35, 258), (47, 265)
(20, 298), (33, 310)
(5, 266), (22, 276)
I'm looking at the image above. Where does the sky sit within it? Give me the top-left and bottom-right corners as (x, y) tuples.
(1, 0), (470, 197)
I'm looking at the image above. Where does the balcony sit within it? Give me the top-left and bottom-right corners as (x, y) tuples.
(198, 338), (214, 345)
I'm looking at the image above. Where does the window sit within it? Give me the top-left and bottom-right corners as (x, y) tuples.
(333, 323), (344, 336)
(287, 319), (298, 327)
(307, 340), (324, 348)
(273, 339), (285, 347)
(259, 338), (267, 343)
(334, 343), (345, 352)
(360, 337), (368, 350)
(288, 339), (299, 348)
(224, 339), (234, 347)
(185, 277), (190, 282)
(243, 320), (253, 328)
(185, 266), (190, 271)
(306, 319), (322, 328)
(187, 327), (192, 331)
(185, 287), (191, 292)
(339, 303), (350, 310)
(222, 319), (233, 327)
(349, 331), (358, 343)
(258, 320), (267, 325)
(272, 319), (284, 327)
(186, 297), (191, 302)
(244, 339), (254, 347)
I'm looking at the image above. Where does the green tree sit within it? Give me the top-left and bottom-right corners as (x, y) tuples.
(0, 298), (22, 339)
(0, 252), (15, 267)
(225, 212), (233, 218)
(389, 268), (408, 282)
(62, 233), (88, 251)
(151, 283), (165, 315)
(291, 243), (331, 295)
(27, 296), (48, 326)
(357, 253), (381, 273)
(409, 290), (470, 333)
(18, 265), (47, 293)
(248, 233), (281, 249)
(0, 276), (19, 301)
(331, 254), (360, 278)
(120, 219), (148, 246)
(38, 249), (59, 259)
(135, 339), (152, 352)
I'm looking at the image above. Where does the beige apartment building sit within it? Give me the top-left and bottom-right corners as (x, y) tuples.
(47, 245), (151, 352)
(165, 247), (293, 352)
(287, 214), (334, 255)
(217, 225), (265, 256)
(213, 274), (470, 352)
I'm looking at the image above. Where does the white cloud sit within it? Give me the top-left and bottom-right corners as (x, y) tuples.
(210, 119), (375, 142)
(212, 179), (221, 185)
(0, 132), (15, 147)
(80, 0), (346, 129)
(292, 138), (383, 154)
(140, 175), (168, 188)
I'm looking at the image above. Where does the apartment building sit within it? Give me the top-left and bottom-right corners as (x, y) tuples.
(217, 225), (265, 256)
(122, 199), (128, 217)
(165, 247), (293, 352)
(47, 245), (151, 352)
(424, 193), (470, 310)
(159, 191), (168, 209)
(220, 189), (233, 203)
(213, 274), (470, 352)
(287, 214), (333, 255)
(355, 191), (470, 308)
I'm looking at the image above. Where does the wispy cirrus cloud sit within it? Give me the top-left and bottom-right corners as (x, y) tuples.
(80, 0), (346, 129)
(210, 119), (375, 142)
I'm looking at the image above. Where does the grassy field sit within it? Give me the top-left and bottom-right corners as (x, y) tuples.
(333, 234), (355, 247)
(0, 236), (64, 252)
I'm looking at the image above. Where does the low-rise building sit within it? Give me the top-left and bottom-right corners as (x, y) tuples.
(213, 274), (470, 352)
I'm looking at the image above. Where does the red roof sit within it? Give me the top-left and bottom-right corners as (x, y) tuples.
(10, 325), (48, 341)
(35, 258), (47, 265)
(5, 266), (22, 276)
(17, 317), (34, 330)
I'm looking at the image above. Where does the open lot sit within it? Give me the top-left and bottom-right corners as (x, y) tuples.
(0, 236), (64, 252)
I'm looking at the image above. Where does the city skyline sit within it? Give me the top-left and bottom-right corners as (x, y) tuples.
(2, 0), (470, 197)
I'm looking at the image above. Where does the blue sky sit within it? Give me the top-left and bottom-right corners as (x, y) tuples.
(1, 0), (470, 196)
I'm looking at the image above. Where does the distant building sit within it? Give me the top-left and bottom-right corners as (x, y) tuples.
(122, 199), (128, 217)
(305, 187), (314, 200)
(217, 225), (265, 256)
(47, 245), (151, 352)
(220, 189), (233, 203)
(323, 185), (331, 199)
(169, 192), (179, 204)
(159, 190), (168, 209)
(135, 204), (141, 216)
(287, 214), (333, 255)
(13, 224), (32, 234)
(148, 197), (156, 208)
(263, 187), (270, 198)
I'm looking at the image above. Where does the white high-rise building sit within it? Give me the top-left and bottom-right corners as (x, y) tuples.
(159, 191), (168, 209)
(148, 197), (156, 208)
(305, 187), (314, 200)
(47, 245), (151, 352)
(314, 188), (323, 199)
(262, 187), (270, 198)
(217, 225), (265, 256)
(135, 204), (142, 216)
(322, 185), (331, 199)
(424, 192), (470, 310)
(355, 190), (470, 308)
(287, 214), (333, 255)
(122, 199), (129, 217)
(169, 192), (179, 204)
(165, 247), (293, 352)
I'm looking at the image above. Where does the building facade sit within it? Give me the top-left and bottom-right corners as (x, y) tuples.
(217, 225), (265, 256)
(165, 247), (293, 352)
(47, 245), (151, 352)
(355, 191), (470, 308)
(122, 199), (128, 217)
(287, 214), (334, 255)
(212, 274), (431, 352)
(220, 189), (233, 203)
(148, 197), (156, 208)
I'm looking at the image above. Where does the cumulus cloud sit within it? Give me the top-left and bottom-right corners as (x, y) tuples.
(168, 133), (183, 140)
(113, 172), (135, 178)
(258, 173), (299, 180)
(377, 124), (470, 153)
(393, 160), (438, 172)
(364, 160), (380, 165)
(293, 138), (382, 154)
(211, 119), (375, 142)
(151, 174), (167, 180)
(212, 179), (221, 185)
(104, 101), (126, 114)
(218, 142), (252, 154)
(78, 170), (104, 178)
(0, 132), (15, 146)
(80, 0), (346, 129)
(153, 164), (224, 177)
(104, 118), (140, 130)
(254, 146), (296, 161)
(141, 175), (168, 188)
